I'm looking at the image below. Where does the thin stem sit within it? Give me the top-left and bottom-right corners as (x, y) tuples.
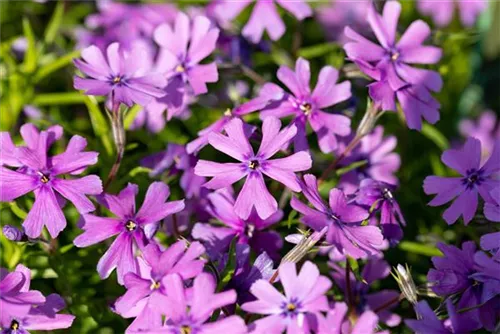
(345, 260), (354, 312)
(219, 63), (267, 86)
(171, 213), (180, 239)
(373, 294), (401, 313)
(103, 101), (126, 192)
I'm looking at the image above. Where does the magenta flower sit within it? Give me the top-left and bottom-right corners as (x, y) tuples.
(114, 241), (205, 332)
(317, 303), (387, 334)
(213, 0), (312, 43)
(0, 265), (45, 328)
(74, 42), (167, 108)
(73, 182), (185, 284)
(482, 189), (500, 259)
(242, 261), (331, 333)
(418, 0), (487, 27)
(256, 57), (352, 153)
(344, 1), (443, 130)
(195, 117), (312, 220)
(291, 174), (384, 259)
(186, 99), (266, 154)
(137, 273), (247, 334)
(153, 13), (219, 114)
(459, 110), (500, 161)
(338, 126), (401, 194)
(192, 188), (283, 259)
(356, 179), (406, 244)
(423, 137), (500, 225)
(0, 124), (102, 238)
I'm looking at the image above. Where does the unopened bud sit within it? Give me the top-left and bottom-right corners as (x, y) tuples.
(3, 225), (25, 241)
(392, 263), (418, 306)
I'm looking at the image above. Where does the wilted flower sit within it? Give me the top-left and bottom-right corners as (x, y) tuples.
(392, 264), (418, 306)
(256, 57), (352, 153)
(195, 117), (312, 220)
(134, 273), (247, 333)
(242, 261), (331, 333)
(356, 178), (406, 244)
(192, 188), (283, 259)
(74, 182), (184, 284)
(423, 137), (500, 225)
(291, 174), (384, 259)
(417, 0), (487, 27)
(74, 42), (166, 108)
(344, 1), (443, 130)
(0, 124), (102, 238)
(213, 0), (312, 43)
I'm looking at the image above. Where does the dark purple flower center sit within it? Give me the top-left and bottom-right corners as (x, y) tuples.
(125, 220), (137, 232)
(388, 48), (400, 61)
(10, 320), (20, 330)
(299, 102), (313, 115)
(175, 64), (186, 73)
(281, 298), (301, 318)
(382, 188), (394, 200)
(248, 160), (260, 170)
(244, 224), (255, 238)
(38, 172), (50, 183)
(462, 169), (484, 189)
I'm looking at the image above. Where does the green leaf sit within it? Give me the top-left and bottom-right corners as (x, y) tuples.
(217, 237), (238, 291)
(83, 96), (113, 156)
(335, 160), (368, 177)
(10, 202), (28, 219)
(421, 124), (449, 150)
(44, 1), (65, 44)
(287, 210), (297, 229)
(33, 92), (100, 105)
(22, 18), (37, 73)
(128, 166), (152, 177)
(34, 50), (81, 83)
(298, 43), (339, 59)
(124, 104), (142, 130)
(399, 241), (443, 257)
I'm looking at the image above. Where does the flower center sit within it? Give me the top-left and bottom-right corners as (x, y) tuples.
(244, 224), (255, 238)
(462, 169), (484, 189)
(391, 51), (400, 61)
(180, 325), (192, 334)
(382, 188), (393, 200)
(224, 108), (232, 117)
(150, 280), (161, 290)
(286, 303), (296, 311)
(176, 64), (185, 73)
(112, 76), (122, 84)
(10, 320), (19, 330)
(281, 298), (301, 318)
(248, 160), (259, 170)
(299, 102), (312, 115)
(125, 220), (137, 232)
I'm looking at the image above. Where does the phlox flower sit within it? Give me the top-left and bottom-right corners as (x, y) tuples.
(0, 124), (102, 238)
(73, 182), (185, 284)
(242, 261), (331, 333)
(482, 189), (500, 260)
(114, 241), (205, 332)
(74, 42), (166, 108)
(417, 0), (487, 27)
(192, 188), (283, 260)
(255, 57), (352, 153)
(317, 302), (388, 334)
(423, 137), (500, 225)
(459, 110), (500, 161)
(194, 117), (312, 220)
(213, 0), (312, 43)
(131, 273), (247, 334)
(344, 1), (443, 130)
(291, 174), (384, 259)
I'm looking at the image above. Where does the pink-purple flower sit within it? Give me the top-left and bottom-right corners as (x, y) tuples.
(255, 57), (352, 153)
(213, 0), (312, 43)
(74, 42), (167, 108)
(291, 174), (384, 259)
(317, 302), (388, 334)
(73, 182), (185, 284)
(242, 261), (331, 333)
(423, 137), (500, 225)
(194, 117), (312, 220)
(344, 1), (443, 130)
(417, 0), (487, 27)
(459, 110), (500, 161)
(0, 124), (102, 238)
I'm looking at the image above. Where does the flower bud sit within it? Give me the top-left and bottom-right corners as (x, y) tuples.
(3, 225), (25, 241)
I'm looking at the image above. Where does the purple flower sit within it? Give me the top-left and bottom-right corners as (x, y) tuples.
(141, 144), (205, 199)
(459, 110), (500, 162)
(192, 188), (283, 259)
(73, 182), (185, 284)
(74, 42), (167, 108)
(330, 258), (401, 327)
(482, 188), (500, 259)
(0, 265), (45, 328)
(213, 0), (312, 43)
(3, 293), (76, 333)
(423, 137), (500, 225)
(194, 117), (312, 220)
(344, 1), (443, 130)
(427, 242), (500, 330)
(355, 178), (406, 244)
(317, 303), (387, 334)
(0, 124), (102, 238)
(338, 126), (400, 194)
(2, 225), (25, 242)
(405, 299), (481, 334)
(242, 261), (331, 333)
(153, 13), (219, 114)
(114, 241), (205, 332)
(134, 273), (247, 334)
(256, 57), (352, 153)
(291, 174), (384, 259)
(417, 0), (487, 27)
(186, 99), (265, 154)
